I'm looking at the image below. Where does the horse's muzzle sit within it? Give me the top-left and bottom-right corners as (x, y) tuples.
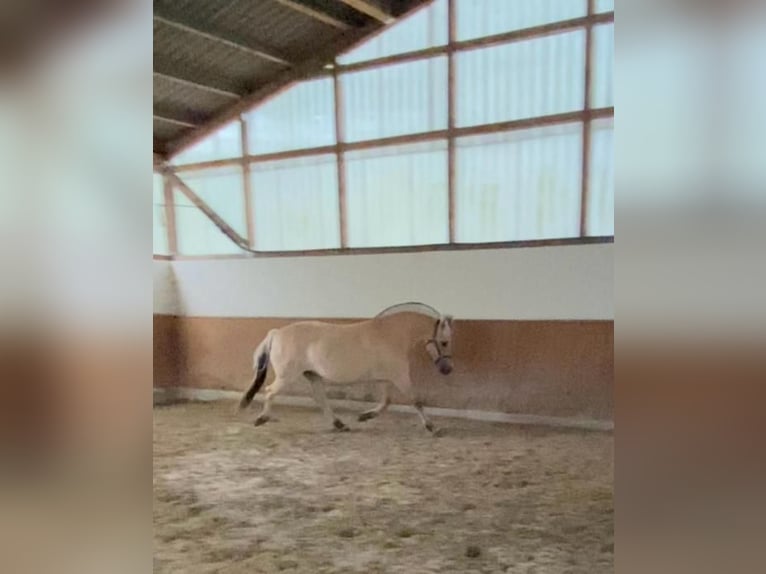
(436, 358), (453, 375)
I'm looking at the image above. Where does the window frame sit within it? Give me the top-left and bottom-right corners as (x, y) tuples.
(155, 1), (614, 258)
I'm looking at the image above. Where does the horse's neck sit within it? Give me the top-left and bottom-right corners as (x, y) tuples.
(376, 313), (434, 344)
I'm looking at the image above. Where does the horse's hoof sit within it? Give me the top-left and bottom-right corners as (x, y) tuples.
(432, 428), (444, 437)
(253, 415), (270, 427)
(425, 421), (435, 432)
(358, 412), (374, 422)
(333, 419), (350, 432)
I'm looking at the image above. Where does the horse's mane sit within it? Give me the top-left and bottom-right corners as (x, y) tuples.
(375, 301), (441, 320)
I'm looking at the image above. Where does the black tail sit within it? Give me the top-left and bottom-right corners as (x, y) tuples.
(239, 337), (271, 410)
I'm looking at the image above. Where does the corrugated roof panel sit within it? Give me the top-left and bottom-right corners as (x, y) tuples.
(206, 0), (343, 59)
(155, 0), (242, 24)
(154, 118), (187, 141)
(154, 22), (285, 93)
(153, 75), (231, 121)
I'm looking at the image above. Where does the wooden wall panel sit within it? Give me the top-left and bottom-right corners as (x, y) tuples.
(154, 315), (613, 420)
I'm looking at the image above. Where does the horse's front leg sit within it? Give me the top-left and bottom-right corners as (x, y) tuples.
(391, 376), (438, 434)
(305, 373), (349, 432)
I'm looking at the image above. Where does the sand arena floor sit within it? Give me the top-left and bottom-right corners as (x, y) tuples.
(154, 401), (613, 574)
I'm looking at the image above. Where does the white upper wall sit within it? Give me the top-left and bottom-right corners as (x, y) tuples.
(161, 243), (612, 320)
(153, 260), (180, 315)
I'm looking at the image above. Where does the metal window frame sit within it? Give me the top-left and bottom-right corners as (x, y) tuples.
(155, 4), (614, 258)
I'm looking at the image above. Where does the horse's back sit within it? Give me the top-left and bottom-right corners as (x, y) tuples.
(269, 318), (399, 382)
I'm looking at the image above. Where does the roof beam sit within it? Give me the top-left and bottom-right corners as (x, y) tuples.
(274, 0), (353, 30)
(153, 70), (241, 100)
(153, 12), (292, 67)
(153, 113), (197, 129)
(337, 0), (394, 23)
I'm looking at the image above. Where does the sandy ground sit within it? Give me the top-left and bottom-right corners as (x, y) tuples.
(154, 401), (613, 574)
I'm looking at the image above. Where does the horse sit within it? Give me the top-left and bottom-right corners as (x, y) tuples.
(238, 302), (454, 433)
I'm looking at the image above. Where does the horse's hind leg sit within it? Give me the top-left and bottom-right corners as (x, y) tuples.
(358, 384), (390, 422)
(305, 372), (349, 432)
(253, 376), (287, 426)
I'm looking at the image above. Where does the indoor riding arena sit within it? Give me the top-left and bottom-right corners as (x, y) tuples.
(153, 1), (614, 573)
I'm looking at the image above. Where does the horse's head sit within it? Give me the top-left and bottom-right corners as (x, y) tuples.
(425, 315), (454, 375)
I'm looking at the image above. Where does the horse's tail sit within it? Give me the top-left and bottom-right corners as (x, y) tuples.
(238, 330), (274, 410)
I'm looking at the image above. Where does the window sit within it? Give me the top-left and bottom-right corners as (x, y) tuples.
(246, 78), (335, 154)
(339, 0), (448, 64)
(346, 141), (448, 247)
(455, 31), (585, 127)
(594, 0), (615, 14)
(153, 172), (169, 255)
(591, 24), (614, 108)
(174, 167), (246, 255)
(587, 118), (614, 236)
(171, 120), (241, 165)
(455, 124), (582, 242)
(162, 0), (613, 255)
(455, 0), (586, 41)
(251, 155), (340, 251)
(342, 57), (448, 142)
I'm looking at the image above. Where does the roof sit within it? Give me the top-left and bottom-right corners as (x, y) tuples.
(153, 0), (433, 159)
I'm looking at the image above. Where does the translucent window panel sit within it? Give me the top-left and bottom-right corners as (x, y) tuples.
(587, 118), (614, 236)
(174, 191), (245, 255)
(591, 24), (614, 108)
(456, 0), (585, 41)
(174, 166), (246, 255)
(342, 57), (448, 142)
(346, 141), (448, 248)
(455, 123), (582, 242)
(339, 0), (447, 64)
(594, 0), (614, 13)
(171, 120), (241, 165)
(251, 155), (340, 251)
(455, 31), (585, 127)
(246, 78), (335, 154)
(153, 172), (168, 255)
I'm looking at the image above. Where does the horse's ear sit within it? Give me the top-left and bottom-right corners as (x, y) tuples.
(444, 315), (454, 326)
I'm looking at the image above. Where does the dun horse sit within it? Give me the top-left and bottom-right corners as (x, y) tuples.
(239, 303), (454, 433)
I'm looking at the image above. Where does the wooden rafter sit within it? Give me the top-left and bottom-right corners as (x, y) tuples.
(338, 0), (394, 23)
(154, 113), (196, 129)
(275, 0), (353, 30)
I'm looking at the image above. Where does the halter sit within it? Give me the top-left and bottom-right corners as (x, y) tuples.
(427, 318), (453, 365)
